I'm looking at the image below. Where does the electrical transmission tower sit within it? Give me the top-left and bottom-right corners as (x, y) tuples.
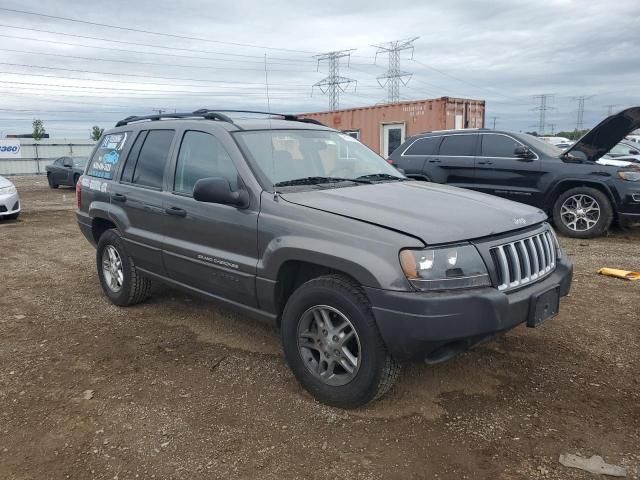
(490, 116), (498, 129)
(372, 37), (419, 104)
(605, 104), (618, 116)
(312, 50), (357, 111)
(572, 95), (593, 131)
(532, 94), (554, 134)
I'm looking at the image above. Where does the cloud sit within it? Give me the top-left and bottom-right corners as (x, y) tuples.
(0, 0), (638, 137)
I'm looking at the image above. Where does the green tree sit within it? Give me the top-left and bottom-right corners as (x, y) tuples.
(90, 126), (105, 141)
(32, 119), (46, 140)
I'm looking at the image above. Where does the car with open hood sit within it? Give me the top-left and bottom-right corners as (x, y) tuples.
(389, 107), (640, 237)
(76, 109), (573, 408)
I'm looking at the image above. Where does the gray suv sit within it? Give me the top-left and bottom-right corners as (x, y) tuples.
(76, 110), (573, 408)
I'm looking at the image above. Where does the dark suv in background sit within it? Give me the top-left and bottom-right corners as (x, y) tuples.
(389, 107), (640, 238)
(77, 110), (572, 408)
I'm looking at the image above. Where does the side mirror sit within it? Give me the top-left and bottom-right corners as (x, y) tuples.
(629, 149), (639, 155)
(193, 177), (249, 208)
(514, 146), (534, 160)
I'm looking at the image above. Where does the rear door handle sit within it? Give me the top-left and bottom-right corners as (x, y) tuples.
(110, 193), (127, 202)
(477, 160), (493, 165)
(427, 159), (441, 163)
(165, 206), (187, 217)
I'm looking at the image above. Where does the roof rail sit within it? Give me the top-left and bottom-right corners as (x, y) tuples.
(192, 109), (326, 126)
(114, 111), (235, 127)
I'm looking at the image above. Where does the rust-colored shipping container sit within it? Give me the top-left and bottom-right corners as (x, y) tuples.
(300, 97), (485, 157)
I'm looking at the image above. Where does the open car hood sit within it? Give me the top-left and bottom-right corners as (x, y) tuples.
(280, 181), (547, 245)
(564, 106), (640, 163)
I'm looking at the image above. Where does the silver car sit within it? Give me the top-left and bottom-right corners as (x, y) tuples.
(0, 175), (20, 220)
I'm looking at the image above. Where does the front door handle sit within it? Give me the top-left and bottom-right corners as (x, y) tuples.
(165, 206), (187, 217)
(428, 159), (441, 163)
(111, 193), (127, 202)
(477, 160), (493, 165)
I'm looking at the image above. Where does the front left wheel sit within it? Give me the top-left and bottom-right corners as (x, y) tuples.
(281, 274), (400, 408)
(96, 229), (152, 306)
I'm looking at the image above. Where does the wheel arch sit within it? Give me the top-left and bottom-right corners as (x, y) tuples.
(91, 216), (117, 244)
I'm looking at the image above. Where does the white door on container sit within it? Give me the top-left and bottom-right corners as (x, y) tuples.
(382, 124), (405, 157)
(455, 114), (463, 129)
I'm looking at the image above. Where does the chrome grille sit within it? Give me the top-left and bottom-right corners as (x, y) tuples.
(491, 230), (556, 291)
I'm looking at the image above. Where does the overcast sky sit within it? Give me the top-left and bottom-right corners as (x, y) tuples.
(0, 0), (638, 138)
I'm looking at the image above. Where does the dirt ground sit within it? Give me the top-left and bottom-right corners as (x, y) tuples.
(1, 175), (639, 480)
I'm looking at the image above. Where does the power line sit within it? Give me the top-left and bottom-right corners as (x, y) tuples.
(372, 37), (418, 104)
(313, 50), (357, 111)
(0, 7), (317, 54)
(0, 25), (317, 64)
(532, 94), (555, 134)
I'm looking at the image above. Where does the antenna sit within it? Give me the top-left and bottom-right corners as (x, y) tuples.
(264, 53), (276, 198)
(263, 54), (271, 112)
(372, 37), (419, 104)
(312, 49), (357, 111)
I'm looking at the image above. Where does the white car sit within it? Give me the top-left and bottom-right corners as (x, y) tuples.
(0, 176), (20, 220)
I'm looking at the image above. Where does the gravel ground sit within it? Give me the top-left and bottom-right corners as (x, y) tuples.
(1, 175), (639, 480)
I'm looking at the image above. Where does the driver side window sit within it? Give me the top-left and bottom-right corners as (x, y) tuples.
(174, 131), (238, 195)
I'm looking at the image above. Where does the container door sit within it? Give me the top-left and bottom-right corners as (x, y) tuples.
(382, 124), (405, 158)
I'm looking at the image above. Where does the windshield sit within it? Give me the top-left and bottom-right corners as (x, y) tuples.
(234, 129), (404, 188)
(518, 133), (564, 157)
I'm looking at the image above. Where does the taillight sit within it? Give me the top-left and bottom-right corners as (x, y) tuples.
(76, 176), (82, 208)
(387, 158), (394, 165)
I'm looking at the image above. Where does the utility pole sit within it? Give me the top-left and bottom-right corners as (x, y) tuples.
(490, 116), (498, 129)
(312, 50), (357, 111)
(532, 94), (554, 134)
(372, 37), (419, 104)
(572, 95), (593, 131)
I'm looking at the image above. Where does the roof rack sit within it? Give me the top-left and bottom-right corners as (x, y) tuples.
(191, 109), (325, 126)
(115, 111), (234, 127)
(115, 109), (325, 128)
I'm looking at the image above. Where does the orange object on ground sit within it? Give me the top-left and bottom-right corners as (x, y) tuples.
(598, 268), (640, 280)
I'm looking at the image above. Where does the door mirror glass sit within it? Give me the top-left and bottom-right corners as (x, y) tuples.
(193, 177), (248, 208)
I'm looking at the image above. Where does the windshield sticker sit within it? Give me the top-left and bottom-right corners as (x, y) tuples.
(89, 132), (129, 179)
(101, 133), (128, 151)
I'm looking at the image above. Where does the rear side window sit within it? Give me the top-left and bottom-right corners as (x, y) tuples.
(123, 130), (174, 189)
(403, 136), (440, 155)
(438, 135), (476, 156)
(174, 131), (238, 195)
(87, 132), (131, 179)
(481, 134), (520, 157)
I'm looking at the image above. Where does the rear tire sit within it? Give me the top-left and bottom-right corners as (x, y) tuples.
(96, 229), (152, 306)
(552, 187), (613, 238)
(281, 274), (400, 408)
(47, 173), (58, 189)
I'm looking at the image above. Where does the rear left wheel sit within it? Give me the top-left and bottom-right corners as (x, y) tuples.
(281, 274), (400, 408)
(96, 229), (152, 306)
(47, 173), (58, 189)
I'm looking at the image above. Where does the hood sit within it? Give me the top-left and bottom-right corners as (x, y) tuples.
(280, 181), (547, 245)
(564, 106), (640, 163)
(0, 175), (13, 188)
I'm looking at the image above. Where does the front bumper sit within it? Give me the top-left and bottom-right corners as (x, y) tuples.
(0, 191), (20, 216)
(365, 257), (573, 361)
(614, 182), (640, 223)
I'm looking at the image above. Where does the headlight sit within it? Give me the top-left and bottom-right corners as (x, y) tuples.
(0, 185), (17, 195)
(399, 244), (491, 291)
(618, 170), (640, 181)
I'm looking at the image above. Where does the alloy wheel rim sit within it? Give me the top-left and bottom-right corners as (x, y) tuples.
(297, 305), (361, 387)
(102, 245), (124, 292)
(560, 194), (600, 232)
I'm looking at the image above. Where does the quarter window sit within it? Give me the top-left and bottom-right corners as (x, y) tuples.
(403, 136), (440, 155)
(174, 131), (238, 195)
(130, 130), (175, 189)
(438, 135), (476, 156)
(481, 134), (521, 158)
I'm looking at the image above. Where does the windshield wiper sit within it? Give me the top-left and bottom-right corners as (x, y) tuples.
(355, 173), (407, 182)
(274, 176), (372, 187)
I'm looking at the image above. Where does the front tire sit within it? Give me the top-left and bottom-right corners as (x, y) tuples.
(96, 229), (152, 306)
(281, 274), (400, 408)
(553, 187), (613, 238)
(47, 173), (58, 189)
